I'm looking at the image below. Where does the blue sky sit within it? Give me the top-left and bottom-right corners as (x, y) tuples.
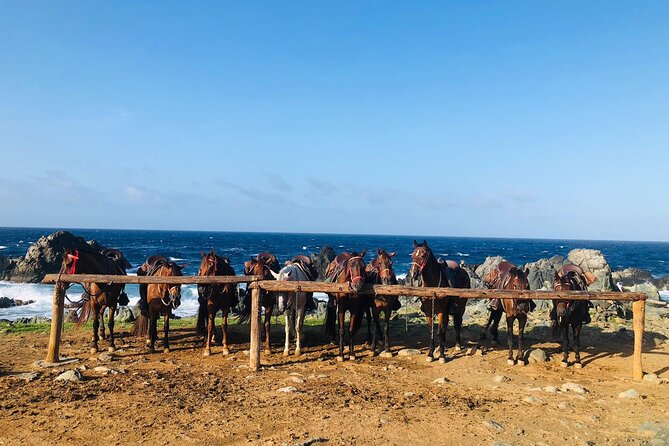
(1, 1), (667, 240)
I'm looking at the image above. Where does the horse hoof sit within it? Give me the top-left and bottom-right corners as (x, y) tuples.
(426, 356), (434, 363)
(264, 349), (271, 355)
(145, 339), (151, 346)
(507, 359), (515, 366)
(294, 349), (301, 356)
(203, 349), (211, 357)
(336, 356), (345, 362)
(222, 348), (230, 355)
(283, 350), (290, 357)
(438, 357), (446, 364)
(560, 361), (568, 368)
(147, 347), (155, 353)
(516, 360), (526, 367)
(90, 347), (98, 355)
(108, 346), (116, 353)
(163, 348), (170, 354)
(454, 345), (462, 352)
(574, 362), (583, 369)
(380, 351), (393, 358)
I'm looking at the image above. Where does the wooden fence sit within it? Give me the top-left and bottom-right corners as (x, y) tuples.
(42, 274), (647, 379)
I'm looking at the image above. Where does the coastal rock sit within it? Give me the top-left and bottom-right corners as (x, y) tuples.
(528, 348), (548, 363)
(14, 316), (51, 324)
(4, 231), (106, 283)
(567, 249), (613, 292)
(613, 268), (660, 300)
(475, 256), (506, 283)
(397, 348), (421, 357)
(54, 370), (82, 382)
(65, 310), (79, 323)
(115, 306), (135, 323)
(561, 383), (588, 394)
(0, 296), (16, 308)
(523, 256), (568, 291)
(311, 246), (336, 280)
(618, 388), (640, 399)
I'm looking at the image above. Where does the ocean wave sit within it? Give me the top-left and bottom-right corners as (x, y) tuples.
(0, 246), (6, 250)
(169, 257), (186, 261)
(660, 291), (669, 303)
(455, 252), (470, 257)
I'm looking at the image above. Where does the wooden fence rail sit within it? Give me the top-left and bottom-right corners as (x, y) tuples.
(41, 274), (647, 380)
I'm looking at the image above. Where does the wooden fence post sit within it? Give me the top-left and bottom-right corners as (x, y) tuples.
(632, 299), (646, 380)
(249, 283), (261, 371)
(45, 282), (65, 363)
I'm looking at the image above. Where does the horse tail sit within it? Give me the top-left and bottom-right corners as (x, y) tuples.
(551, 319), (561, 338)
(324, 295), (337, 341)
(196, 297), (208, 336)
(75, 299), (93, 326)
(236, 288), (252, 324)
(133, 312), (149, 337)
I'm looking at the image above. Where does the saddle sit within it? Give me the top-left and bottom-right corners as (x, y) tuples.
(324, 253), (352, 283)
(137, 255), (169, 277)
(101, 248), (132, 271)
(555, 264), (597, 289)
(289, 255), (318, 281)
(257, 252), (280, 273)
(484, 261), (535, 312)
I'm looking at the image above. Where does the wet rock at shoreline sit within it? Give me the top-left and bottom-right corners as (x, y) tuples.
(3, 231), (106, 283)
(0, 297), (36, 308)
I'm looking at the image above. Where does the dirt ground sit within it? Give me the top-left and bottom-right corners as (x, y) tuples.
(1, 312), (668, 446)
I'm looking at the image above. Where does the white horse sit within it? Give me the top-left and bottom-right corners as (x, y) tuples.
(271, 263), (312, 356)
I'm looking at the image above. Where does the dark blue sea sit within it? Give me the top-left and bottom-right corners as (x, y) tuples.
(1, 227), (668, 320)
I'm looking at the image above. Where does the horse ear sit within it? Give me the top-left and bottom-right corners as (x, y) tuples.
(284, 270), (292, 278)
(270, 270), (280, 280)
(413, 240), (419, 247)
(388, 252), (396, 257)
(422, 239), (427, 247)
(377, 247), (382, 255)
(360, 249), (366, 258)
(178, 263), (188, 270)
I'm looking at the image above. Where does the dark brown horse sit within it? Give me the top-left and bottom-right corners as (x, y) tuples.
(240, 253), (280, 354)
(133, 257), (184, 353)
(482, 261), (533, 365)
(324, 251), (368, 361)
(552, 264), (597, 368)
(365, 248), (399, 357)
(60, 248), (129, 354)
(196, 251), (238, 356)
(409, 240), (470, 363)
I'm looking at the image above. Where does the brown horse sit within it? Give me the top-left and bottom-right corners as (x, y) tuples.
(324, 251), (368, 361)
(196, 251), (238, 356)
(133, 257), (184, 353)
(240, 253), (280, 354)
(552, 264), (597, 368)
(409, 240), (470, 363)
(482, 261), (533, 365)
(60, 248), (129, 354)
(365, 248), (399, 357)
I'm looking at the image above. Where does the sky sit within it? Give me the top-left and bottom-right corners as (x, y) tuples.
(0, 1), (668, 241)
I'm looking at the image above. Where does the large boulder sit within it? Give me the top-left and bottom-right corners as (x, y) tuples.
(475, 256), (506, 283)
(655, 276), (669, 291)
(612, 268), (660, 300)
(311, 246), (336, 280)
(5, 231), (105, 283)
(567, 249), (614, 292)
(461, 264), (486, 289)
(523, 256), (568, 290)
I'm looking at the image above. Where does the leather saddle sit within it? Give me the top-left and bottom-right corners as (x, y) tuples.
(137, 255), (169, 277)
(324, 253), (353, 283)
(101, 248), (132, 271)
(289, 255), (318, 281)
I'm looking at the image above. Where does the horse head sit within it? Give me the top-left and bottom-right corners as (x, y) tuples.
(369, 247), (397, 285)
(410, 239), (431, 282)
(346, 250), (366, 292)
(60, 248), (80, 275)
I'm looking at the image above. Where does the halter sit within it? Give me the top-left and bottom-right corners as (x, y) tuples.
(67, 251), (80, 274)
(346, 256), (365, 287)
(410, 248), (431, 277)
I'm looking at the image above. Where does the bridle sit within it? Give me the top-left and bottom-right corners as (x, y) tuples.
(345, 256), (365, 289)
(157, 264), (181, 309)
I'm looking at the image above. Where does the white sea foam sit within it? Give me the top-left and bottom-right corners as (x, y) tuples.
(0, 246), (7, 250)
(169, 257), (186, 261)
(455, 252), (470, 257)
(660, 291), (669, 304)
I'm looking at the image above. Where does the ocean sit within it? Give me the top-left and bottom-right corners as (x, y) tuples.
(1, 227), (668, 320)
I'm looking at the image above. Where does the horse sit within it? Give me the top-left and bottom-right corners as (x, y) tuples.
(552, 264), (597, 368)
(324, 250), (368, 361)
(60, 248), (129, 354)
(133, 256), (184, 353)
(240, 253), (280, 354)
(196, 251), (238, 356)
(364, 248), (399, 357)
(482, 261), (533, 365)
(270, 258), (316, 356)
(409, 240), (470, 363)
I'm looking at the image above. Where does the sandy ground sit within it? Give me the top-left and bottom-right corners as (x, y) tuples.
(1, 311), (668, 446)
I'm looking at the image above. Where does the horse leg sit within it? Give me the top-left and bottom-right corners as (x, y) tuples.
(506, 315), (515, 365)
(364, 305), (372, 347)
(426, 315), (435, 362)
(107, 304), (116, 352)
(99, 305), (107, 340)
(453, 301), (463, 351)
(263, 306), (272, 354)
(163, 309), (170, 353)
(370, 306), (380, 356)
(91, 303), (100, 354)
(148, 308), (157, 352)
(573, 322), (583, 368)
(490, 310), (502, 346)
(383, 308), (391, 355)
(204, 307), (214, 356)
(222, 308), (230, 355)
(560, 321), (570, 367)
(337, 305), (345, 362)
(349, 306), (358, 360)
(284, 308), (292, 356)
(516, 314), (527, 365)
(295, 302), (305, 356)
(438, 312), (447, 363)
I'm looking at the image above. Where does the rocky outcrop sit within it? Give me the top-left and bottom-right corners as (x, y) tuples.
(523, 256), (568, 290)
(0, 297), (36, 308)
(2, 231), (105, 283)
(612, 268), (660, 300)
(474, 256), (506, 283)
(311, 246), (336, 280)
(567, 249), (614, 292)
